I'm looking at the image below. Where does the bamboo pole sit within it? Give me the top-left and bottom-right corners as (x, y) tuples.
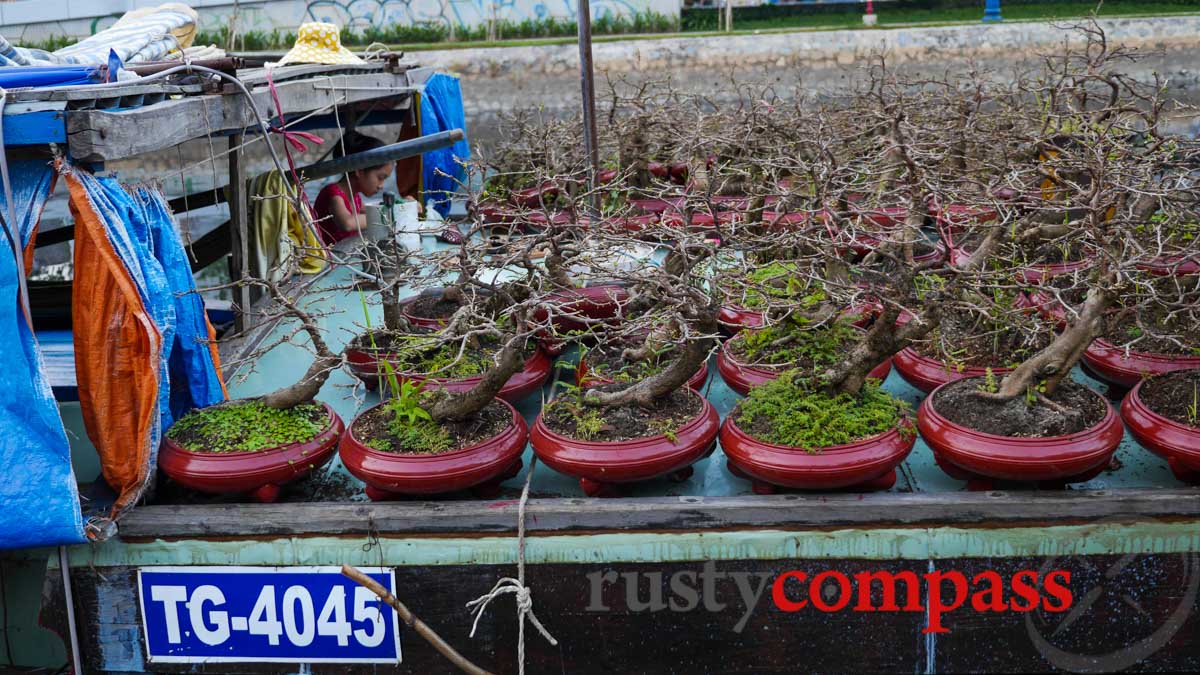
(341, 564), (495, 675)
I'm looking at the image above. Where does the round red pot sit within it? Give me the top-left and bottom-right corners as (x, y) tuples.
(1080, 338), (1200, 391)
(629, 197), (685, 216)
(717, 305), (765, 333)
(918, 381), (1122, 485)
(509, 181), (559, 208)
(345, 346), (552, 402)
(1122, 374), (1200, 485)
(340, 398), (528, 500)
(159, 402), (344, 503)
(576, 352), (708, 392)
(1137, 255), (1200, 276)
(717, 333), (892, 396)
(721, 414), (916, 493)
(1014, 258), (1095, 284)
(399, 292), (460, 330)
(893, 347), (1015, 394)
(928, 203), (998, 234)
(533, 284), (630, 335)
(530, 390), (719, 496)
(1022, 289), (1070, 324)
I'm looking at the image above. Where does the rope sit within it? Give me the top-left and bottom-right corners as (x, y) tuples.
(465, 457), (557, 675)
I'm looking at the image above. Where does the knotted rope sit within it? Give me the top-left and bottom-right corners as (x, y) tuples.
(465, 457), (557, 675)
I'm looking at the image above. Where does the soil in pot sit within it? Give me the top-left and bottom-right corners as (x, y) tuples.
(731, 318), (859, 378)
(912, 304), (1053, 371)
(1138, 369), (1200, 427)
(719, 260), (821, 312)
(733, 372), (911, 453)
(580, 341), (702, 388)
(543, 386), (701, 442)
(933, 378), (1106, 438)
(1099, 305), (1200, 356)
(956, 232), (1091, 267)
(352, 394), (509, 455)
(167, 401), (329, 452)
(406, 294), (465, 322)
(350, 330), (514, 380)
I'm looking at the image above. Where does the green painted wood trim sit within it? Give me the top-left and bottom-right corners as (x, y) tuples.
(51, 521), (1200, 569)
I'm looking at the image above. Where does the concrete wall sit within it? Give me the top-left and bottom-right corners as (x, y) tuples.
(0, 0), (681, 41)
(414, 16), (1200, 145)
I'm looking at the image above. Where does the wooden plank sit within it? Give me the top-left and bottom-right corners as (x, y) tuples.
(65, 71), (416, 162)
(6, 81), (196, 103)
(227, 135), (251, 334)
(117, 488), (1200, 539)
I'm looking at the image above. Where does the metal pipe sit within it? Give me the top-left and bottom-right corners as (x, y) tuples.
(576, 0), (600, 216)
(299, 129), (464, 180)
(58, 546), (83, 675)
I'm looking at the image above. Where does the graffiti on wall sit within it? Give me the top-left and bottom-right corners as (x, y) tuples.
(304, 0), (655, 32)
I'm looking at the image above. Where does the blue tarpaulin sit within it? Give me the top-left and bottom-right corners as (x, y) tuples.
(0, 65), (100, 88)
(135, 185), (224, 419)
(420, 73), (470, 218)
(75, 172), (177, 451)
(0, 160), (86, 549)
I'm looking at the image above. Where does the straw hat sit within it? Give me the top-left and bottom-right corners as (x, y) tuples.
(277, 22), (363, 66)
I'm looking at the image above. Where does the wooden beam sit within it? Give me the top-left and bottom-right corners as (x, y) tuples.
(65, 71), (416, 162)
(117, 488), (1200, 539)
(227, 135), (251, 334)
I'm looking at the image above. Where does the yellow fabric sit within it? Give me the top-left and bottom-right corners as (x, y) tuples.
(277, 22), (364, 66)
(248, 170), (327, 280)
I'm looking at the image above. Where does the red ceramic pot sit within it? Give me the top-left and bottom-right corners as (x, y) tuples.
(1021, 289), (1070, 324)
(509, 181), (559, 208)
(399, 292), (458, 330)
(928, 203), (998, 234)
(629, 197), (686, 216)
(533, 284), (630, 335)
(530, 390), (719, 496)
(576, 352), (708, 392)
(717, 305), (765, 333)
(340, 398), (528, 500)
(669, 162), (689, 183)
(918, 380), (1122, 486)
(717, 332), (892, 396)
(598, 168), (619, 184)
(1080, 338), (1200, 391)
(721, 413), (916, 493)
(345, 346), (552, 402)
(661, 210), (743, 231)
(159, 402), (344, 503)
(893, 347), (1016, 394)
(648, 161), (670, 179)
(1013, 258), (1095, 284)
(1137, 255), (1200, 276)
(1122, 374), (1200, 484)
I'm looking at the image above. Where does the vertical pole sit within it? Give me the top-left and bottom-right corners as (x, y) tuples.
(228, 134), (252, 333)
(58, 547), (83, 675)
(725, 1), (733, 33)
(577, 0), (600, 216)
(983, 0), (1002, 22)
(863, 0), (878, 26)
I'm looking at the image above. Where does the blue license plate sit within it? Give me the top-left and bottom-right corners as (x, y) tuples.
(137, 566), (402, 663)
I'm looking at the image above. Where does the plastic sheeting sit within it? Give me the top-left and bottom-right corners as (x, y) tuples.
(0, 64), (101, 87)
(66, 166), (225, 519)
(0, 4), (197, 67)
(419, 73), (470, 218)
(136, 185), (226, 417)
(0, 160), (86, 549)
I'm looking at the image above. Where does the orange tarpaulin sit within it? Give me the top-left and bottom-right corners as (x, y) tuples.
(65, 170), (161, 518)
